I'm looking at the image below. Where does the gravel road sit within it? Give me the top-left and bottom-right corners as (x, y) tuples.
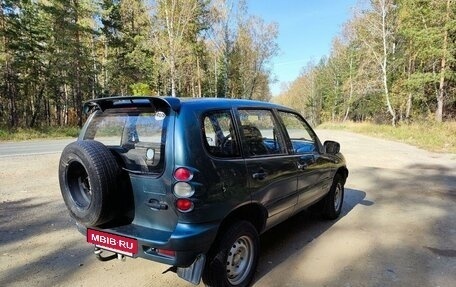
(0, 130), (455, 287)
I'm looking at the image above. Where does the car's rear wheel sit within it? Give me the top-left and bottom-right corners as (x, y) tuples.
(59, 140), (120, 227)
(321, 174), (344, 219)
(203, 221), (259, 287)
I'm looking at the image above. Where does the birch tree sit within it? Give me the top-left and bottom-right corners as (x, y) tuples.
(234, 16), (278, 100)
(206, 0), (246, 97)
(154, 0), (202, 97)
(435, 0), (453, 122)
(356, 0), (398, 125)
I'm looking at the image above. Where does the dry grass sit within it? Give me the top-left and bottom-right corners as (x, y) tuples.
(0, 126), (79, 141)
(318, 121), (456, 153)
(2, 122), (455, 154)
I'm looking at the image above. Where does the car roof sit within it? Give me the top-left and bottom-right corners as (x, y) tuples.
(84, 96), (294, 114)
(178, 97), (290, 111)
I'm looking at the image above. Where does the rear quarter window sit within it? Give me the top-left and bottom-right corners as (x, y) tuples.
(202, 111), (240, 157)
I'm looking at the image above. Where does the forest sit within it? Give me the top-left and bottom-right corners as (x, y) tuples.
(0, 0), (455, 130)
(0, 0), (278, 128)
(274, 0), (456, 126)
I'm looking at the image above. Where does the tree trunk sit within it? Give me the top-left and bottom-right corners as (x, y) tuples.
(6, 61), (18, 128)
(405, 93), (412, 120)
(46, 98), (51, 126)
(405, 58), (413, 121)
(104, 40), (108, 91)
(30, 87), (44, 128)
(170, 55), (176, 97)
(214, 57), (217, 97)
(91, 35), (97, 100)
(380, 0), (396, 126)
(221, 53), (228, 98)
(332, 78), (338, 121)
(197, 55), (202, 98)
(344, 57), (354, 122)
(74, 0), (83, 127)
(64, 83), (69, 126)
(436, 0), (450, 122)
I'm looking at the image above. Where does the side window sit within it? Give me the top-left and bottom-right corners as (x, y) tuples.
(202, 111), (239, 157)
(238, 109), (285, 157)
(278, 111), (317, 154)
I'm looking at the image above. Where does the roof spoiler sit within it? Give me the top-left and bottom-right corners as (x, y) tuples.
(83, 96), (181, 114)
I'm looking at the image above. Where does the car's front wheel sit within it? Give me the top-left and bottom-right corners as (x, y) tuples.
(321, 174), (345, 219)
(203, 221), (259, 287)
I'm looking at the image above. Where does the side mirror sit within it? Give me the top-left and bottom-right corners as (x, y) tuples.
(324, 140), (340, 154)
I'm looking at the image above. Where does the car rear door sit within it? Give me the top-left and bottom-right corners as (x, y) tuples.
(237, 109), (299, 229)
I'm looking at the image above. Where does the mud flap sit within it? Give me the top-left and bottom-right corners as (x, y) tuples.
(177, 254), (206, 285)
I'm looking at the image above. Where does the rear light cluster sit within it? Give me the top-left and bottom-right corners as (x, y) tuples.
(174, 167), (193, 181)
(173, 167), (194, 212)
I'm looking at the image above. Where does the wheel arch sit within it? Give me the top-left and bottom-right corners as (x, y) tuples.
(216, 203), (267, 238)
(336, 166), (349, 184)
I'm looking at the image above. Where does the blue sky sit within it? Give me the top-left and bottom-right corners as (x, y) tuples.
(248, 0), (358, 95)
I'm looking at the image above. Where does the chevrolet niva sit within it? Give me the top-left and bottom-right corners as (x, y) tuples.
(59, 96), (348, 287)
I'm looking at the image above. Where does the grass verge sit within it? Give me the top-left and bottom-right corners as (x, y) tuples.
(2, 122), (455, 153)
(318, 121), (456, 153)
(0, 126), (80, 142)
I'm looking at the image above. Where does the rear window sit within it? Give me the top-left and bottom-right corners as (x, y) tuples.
(83, 107), (169, 174)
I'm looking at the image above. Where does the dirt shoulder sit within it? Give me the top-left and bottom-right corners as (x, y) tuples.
(0, 130), (455, 287)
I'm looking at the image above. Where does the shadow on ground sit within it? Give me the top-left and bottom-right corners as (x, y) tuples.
(1, 155), (455, 287)
(0, 197), (92, 287)
(255, 188), (367, 282)
(251, 162), (456, 287)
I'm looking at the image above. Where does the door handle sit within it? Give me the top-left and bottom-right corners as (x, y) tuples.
(297, 155), (315, 170)
(252, 171), (268, 180)
(297, 162), (308, 170)
(146, 199), (168, 211)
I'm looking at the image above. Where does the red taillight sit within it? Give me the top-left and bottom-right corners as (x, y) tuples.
(157, 249), (176, 258)
(176, 198), (194, 212)
(174, 167), (193, 181)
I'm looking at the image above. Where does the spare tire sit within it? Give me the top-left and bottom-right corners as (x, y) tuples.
(59, 140), (120, 227)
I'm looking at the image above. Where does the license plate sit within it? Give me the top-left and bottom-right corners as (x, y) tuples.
(87, 229), (138, 257)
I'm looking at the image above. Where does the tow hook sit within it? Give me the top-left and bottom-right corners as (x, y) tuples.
(162, 254), (205, 285)
(162, 266), (177, 274)
(94, 247), (126, 262)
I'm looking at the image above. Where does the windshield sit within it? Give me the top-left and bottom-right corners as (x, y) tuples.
(83, 107), (169, 174)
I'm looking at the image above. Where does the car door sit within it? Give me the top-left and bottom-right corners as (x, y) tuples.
(198, 109), (250, 221)
(237, 109), (299, 229)
(277, 111), (333, 212)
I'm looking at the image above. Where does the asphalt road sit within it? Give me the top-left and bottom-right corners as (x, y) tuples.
(0, 130), (455, 287)
(0, 138), (75, 157)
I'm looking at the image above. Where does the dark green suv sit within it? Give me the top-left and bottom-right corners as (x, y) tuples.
(59, 96), (348, 287)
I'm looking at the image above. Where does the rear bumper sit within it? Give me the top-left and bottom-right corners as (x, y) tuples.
(77, 221), (219, 267)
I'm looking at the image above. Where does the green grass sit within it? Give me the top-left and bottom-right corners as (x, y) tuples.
(0, 126), (80, 142)
(318, 121), (456, 153)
